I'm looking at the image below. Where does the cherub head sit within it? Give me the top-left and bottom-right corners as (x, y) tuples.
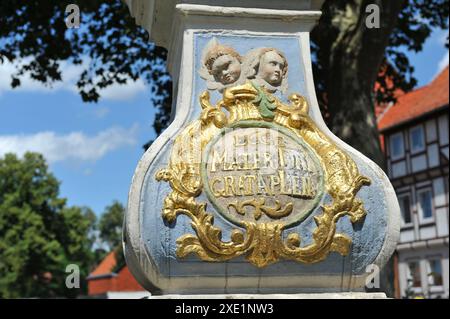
(244, 48), (288, 93)
(199, 39), (243, 92)
(204, 45), (242, 85)
(256, 49), (287, 87)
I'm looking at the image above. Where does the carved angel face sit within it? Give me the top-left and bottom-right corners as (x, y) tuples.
(210, 54), (241, 85)
(257, 50), (286, 87)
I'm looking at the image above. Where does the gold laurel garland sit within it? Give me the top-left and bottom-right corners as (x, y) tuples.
(155, 82), (371, 267)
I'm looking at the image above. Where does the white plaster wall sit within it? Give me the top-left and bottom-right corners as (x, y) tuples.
(438, 114), (449, 145)
(427, 143), (439, 168)
(433, 177), (447, 207)
(419, 226), (436, 240)
(426, 119), (437, 143)
(435, 208), (449, 237)
(411, 154), (427, 173)
(392, 161), (407, 178)
(400, 229), (414, 243)
(441, 146), (449, 160)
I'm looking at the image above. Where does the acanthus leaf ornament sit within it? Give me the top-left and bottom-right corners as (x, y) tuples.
(155, 80), (371, 268)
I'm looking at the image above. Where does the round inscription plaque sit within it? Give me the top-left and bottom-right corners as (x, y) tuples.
(202, 122), (324, 227)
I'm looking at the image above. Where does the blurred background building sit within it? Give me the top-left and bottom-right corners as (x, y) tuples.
(86, 251), (148, 299)
(378, 66), (449, 299)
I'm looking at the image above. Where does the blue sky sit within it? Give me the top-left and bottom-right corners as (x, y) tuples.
(0, 28), (448, 216)
(407, 27), (449, 87)
(0, 65), (155, 215)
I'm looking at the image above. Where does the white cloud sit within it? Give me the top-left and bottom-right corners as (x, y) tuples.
(100, 80), (147, 101)
(94, 107), (110, 119)
(437, 30), (449, 46)
(0, 58), (147, 101)
(437, 51), (449, 71)
(0, 125), (139, 163)
(433, 50), (449, 79)
(83, 168), (93, 176)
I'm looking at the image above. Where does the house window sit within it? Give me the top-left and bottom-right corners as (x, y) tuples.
(398, 193), (412, 225)
(417, 189), (434, 222)
(390, 132), (405, 160)
(407, 262), (422, 288)
(410, 126), (425, 154)
(426, 259), (443, 286)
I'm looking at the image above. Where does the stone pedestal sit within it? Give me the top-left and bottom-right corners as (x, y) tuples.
(123, 0), (400, 296)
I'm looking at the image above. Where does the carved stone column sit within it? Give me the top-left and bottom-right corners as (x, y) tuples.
(123, 0), (400, 297)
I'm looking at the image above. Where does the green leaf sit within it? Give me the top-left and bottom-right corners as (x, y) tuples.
(252, 83), (277, 119)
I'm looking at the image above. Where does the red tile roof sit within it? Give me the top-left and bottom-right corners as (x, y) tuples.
(90, 251), (116, 276)
(114, 267), (145, 292)
(87, 252), (145, 295)
(378, 66), (449, 131)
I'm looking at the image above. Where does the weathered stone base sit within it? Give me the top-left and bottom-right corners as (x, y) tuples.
(150, 292), (387, 299)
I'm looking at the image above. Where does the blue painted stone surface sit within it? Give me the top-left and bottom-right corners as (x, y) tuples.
(140, 33), (388, 280)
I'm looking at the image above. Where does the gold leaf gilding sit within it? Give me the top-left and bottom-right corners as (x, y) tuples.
(155, 82), (371, 267)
